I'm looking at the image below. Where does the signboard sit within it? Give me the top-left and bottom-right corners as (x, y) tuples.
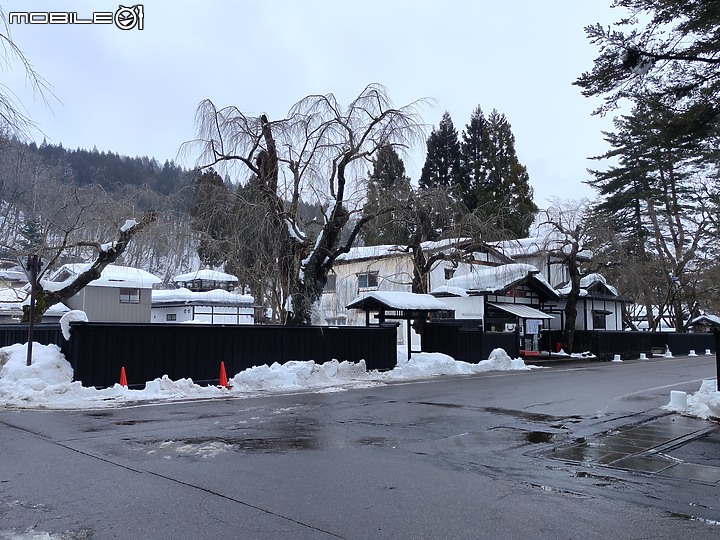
(17, 255), (50, 283)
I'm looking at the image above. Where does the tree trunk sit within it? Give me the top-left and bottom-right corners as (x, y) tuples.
(21, 212), (157, 322)
(562, 247), (581, 353)
(673, 293), (684, 333)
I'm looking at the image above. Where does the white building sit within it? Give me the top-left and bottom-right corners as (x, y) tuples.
(549, 273), (623, 331)
(317, 239), (503, 347)
(490, 237), (623, 332)
(151, 288), (255, 324)
(172, 269), (239, 292)
(317, 239), (505, 326)
(431, 263), (559, 352)
(490, 236), (593, 287)
(42, 264), (160, 323)
(318, 234), (624, 349)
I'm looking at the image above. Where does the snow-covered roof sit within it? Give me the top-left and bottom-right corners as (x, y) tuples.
(0, 285), (68, 314)
(0, 287), (27, 302)
(0, 298), (69, 316)
(555, 273), (619, 298)
(336, 238), (473, 263)
(580, 273), (618, 294)
(347, 291), (450, 311)
(419, 238), (473, 251)
(42, 264), (161, 291)
(492, 236), (593, 260)
(433, 263), (558, 298)
(336, 245), (406, 262)
(0, 269), (27, 283)
(173, 269), (239, 283)
(429, 286), (469, 298)
(689, 313), (720, 327)
(152, 288), (253, 305)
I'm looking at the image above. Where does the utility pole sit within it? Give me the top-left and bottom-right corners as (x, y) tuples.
(25, 254), (42, 366)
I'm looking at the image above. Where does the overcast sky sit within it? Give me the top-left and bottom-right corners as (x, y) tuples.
(5, 0), (621, 206)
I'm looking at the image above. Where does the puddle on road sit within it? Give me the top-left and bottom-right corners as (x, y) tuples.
(137, 434), (318, 458)
(525, 431), (554, 444)
(546, 416), (720, 482)
(115, 419), (153, 426)
(481, 407), (559, 423)
(355, 436), (390, 447)
(414, 402), (561, 424)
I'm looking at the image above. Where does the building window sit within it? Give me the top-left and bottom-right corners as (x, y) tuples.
(166, 313), (177, 321)
(323, 274), (337, 293)
(592, 311), (607, 330)
(357, 272), (379, 290)
(444, 268), (455, 280)
(119, 288), (140, 304)
(53, 269), (73, 283)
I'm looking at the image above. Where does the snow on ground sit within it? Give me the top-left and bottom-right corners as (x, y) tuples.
(0, 343), (539, 410)
(664, 379), (720, 420)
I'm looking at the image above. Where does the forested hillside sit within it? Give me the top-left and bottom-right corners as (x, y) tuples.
(0, 137), (200, 283)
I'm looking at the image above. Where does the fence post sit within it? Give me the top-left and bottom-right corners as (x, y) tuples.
(715, 331), (720, 381)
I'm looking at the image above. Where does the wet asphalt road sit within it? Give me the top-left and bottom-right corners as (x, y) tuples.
(1, 355), (718, 539)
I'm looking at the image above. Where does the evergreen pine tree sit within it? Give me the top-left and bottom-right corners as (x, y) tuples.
(418, 112), (465, 239)
(587, 97), (718, 331)
(473, 110), (538, 238)
(190, 168), (231, 267)
(460, 106), (492, 212)
(361, 145), (412, 246)
(18, 216), (45, 252)
(419, 112), (464, 194)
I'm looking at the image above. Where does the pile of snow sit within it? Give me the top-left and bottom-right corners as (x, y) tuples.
(0, 343), (538, 410)
(665, 379), (720, 420)
(60, 310), (89, 340)
(0, 343), (73, 386)
(0, 343), (225, 409)
(543, 350), (597, 359)
(388, 348), (534, 380)
(229, 359), (374, 392)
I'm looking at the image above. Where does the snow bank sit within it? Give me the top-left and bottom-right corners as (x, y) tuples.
(385, 348), (536, 380)
(229, 359), (373, 392)
(0, 343), (73, 385)
(665, 379), (720, 420)
(0, 343), (224, 409)
(0, 343), (537, 410)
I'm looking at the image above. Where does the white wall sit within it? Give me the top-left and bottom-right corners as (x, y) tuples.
(151, 305), (254, 324)
(152, 306), (193, 323)
(317, 253), (480, 326)
(547, 298), (623, 331)
(438, 295), (484, 320)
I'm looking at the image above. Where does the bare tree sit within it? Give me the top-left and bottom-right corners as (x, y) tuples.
(539, 200), (599, 352)
(0, 9), (54, 139)
(185, 84), (427, 324)
(24, 211), (157, 321)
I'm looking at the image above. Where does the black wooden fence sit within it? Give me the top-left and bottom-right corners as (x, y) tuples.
(3, 323), (714, 388)
(422, 322), (519, 362)
(542, 330), (715, 360)
(1, 323), (398, 388)
(715, 331), (720, 380)
(0, 324), (68, 354)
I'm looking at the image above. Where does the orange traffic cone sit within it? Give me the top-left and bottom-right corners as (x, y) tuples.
(219, 361), (231, 389)
(119, 366), (128, 388)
